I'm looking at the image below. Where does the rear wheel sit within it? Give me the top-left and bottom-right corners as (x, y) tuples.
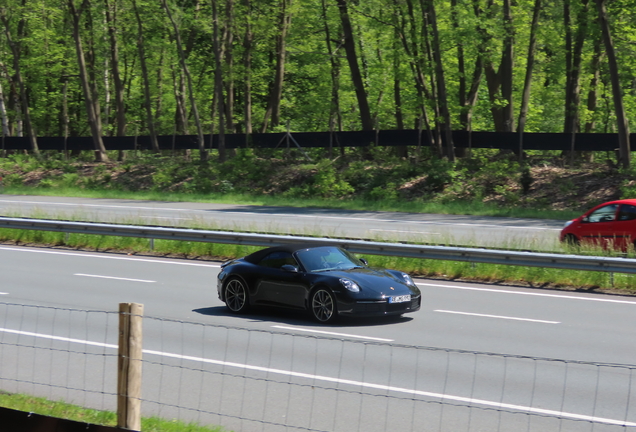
(224, 278), (250, 313)
(310, 288), (337, 323)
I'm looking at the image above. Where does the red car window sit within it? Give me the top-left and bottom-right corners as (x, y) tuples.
(617, 204), (636, 221)
(586, 204), (618, 223)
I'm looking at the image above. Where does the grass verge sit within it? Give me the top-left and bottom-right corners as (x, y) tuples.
(0, 392), (227, 431)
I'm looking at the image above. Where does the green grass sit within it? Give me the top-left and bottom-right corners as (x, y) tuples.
(0, 392), (227, 431)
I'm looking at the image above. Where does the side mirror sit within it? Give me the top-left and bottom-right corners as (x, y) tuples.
(360, 258), (368, 266)
(281, 264), (299, 273)
(582, 216), (589, 223)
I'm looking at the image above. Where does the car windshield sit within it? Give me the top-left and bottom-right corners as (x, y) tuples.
(295, 247), (364, 272)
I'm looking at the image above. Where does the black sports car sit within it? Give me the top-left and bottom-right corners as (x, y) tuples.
(217, 244), (421, 323)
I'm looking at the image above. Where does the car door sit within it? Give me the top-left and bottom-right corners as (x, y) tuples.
(577, 204), (619, 247)
(613, 204), (636, 249)
(253, 252), (308, 308)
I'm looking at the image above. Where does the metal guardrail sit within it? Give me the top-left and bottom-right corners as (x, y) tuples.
(1, 216), (635, 274)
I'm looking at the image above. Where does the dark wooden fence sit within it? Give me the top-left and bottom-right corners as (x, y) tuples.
(1, 130), (634, 151)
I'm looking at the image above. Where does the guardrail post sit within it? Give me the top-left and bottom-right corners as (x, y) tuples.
(118, 302), (144, 431)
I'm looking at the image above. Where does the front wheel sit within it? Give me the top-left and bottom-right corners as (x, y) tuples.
(224, 278), (250, 313)
(563, 234), (580, 247)
(310, 288), (338, 324)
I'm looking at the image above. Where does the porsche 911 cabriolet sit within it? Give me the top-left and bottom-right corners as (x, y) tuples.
(217, 244), (421, 323)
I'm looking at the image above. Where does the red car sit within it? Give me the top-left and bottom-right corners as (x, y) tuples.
(560, 199), (636, 250)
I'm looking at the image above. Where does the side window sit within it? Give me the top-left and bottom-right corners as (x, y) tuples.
(258, 252), (296, 269)
(617, 204), (636, 221)
(587, 204), (618, 223)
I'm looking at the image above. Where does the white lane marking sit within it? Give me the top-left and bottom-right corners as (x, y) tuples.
(435, 310), (560, 324)
(0, 328), (118, 349)
(0, 292), (7, 295)
(140, 216), (189, 220)
(0, 199), (189, 213)
(0, 246), (220, 268)
(417, 282), (636, 305)
(0, 199), (563, 230)
(272, 325), (394, 342)
(369, 229), (439, 235)
(1, 327), (633, 427)
(74, 273), (155, 283)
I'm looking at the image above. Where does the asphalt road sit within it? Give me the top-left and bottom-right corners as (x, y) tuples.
(0, 195), (566, 249)
(1, 245), (635, 431)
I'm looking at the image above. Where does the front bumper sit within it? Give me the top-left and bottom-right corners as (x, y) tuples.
(338, 295), (421, 317)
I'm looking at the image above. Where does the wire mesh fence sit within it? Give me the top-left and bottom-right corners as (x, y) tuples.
(0, 301), (634, 432)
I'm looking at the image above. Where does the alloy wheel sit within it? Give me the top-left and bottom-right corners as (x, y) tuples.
(311, 288), (336, 323)
(225, 279), (248, 313)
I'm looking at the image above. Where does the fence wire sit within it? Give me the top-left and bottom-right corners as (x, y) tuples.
(0, 302), (634, 432)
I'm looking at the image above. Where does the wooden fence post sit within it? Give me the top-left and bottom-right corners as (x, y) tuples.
(118, 302), (144, 431)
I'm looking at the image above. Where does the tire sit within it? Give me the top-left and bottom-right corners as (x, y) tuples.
(563, 234), (580, 247)
(224, 277), (250, 313)
(310, 288), (338, 324)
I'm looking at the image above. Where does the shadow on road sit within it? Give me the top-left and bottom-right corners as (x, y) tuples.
(192, 306), (413, 328)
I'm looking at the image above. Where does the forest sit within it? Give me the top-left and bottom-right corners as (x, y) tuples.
(0, 0), (634, 165)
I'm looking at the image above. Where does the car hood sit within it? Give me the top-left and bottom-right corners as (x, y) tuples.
(324, 267), (419, 296)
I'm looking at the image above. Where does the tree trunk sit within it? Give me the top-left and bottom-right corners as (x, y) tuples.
(162, 0), (207, 160)
(224, 0), (235, 134)
(261, 0), (292, 132)
(172, 68), (188, 135)
(585, 38), (603, 134)
(451, 0), (483, 157)
(426, 0), (454, 161)
(104, 0), (127, 161)
(67, 0), (108, 162)
(212, 0), (226, 162)
(336, 0), (373, 131)
(0, 81), (8, 137)
(322, 0), (342, 136)
(393, 36), (407, 158)
(563, 0), (590, 160)
(0, 5), (39, 155)
(420, 0), (443, 155)
(517, 0), (542, 159)
(132, 0), (159, 153)
(483, 0), (515, 133)
(595, 0), (630, 168)
(242, 0), (253, 139)
(397, 0), (436, 155)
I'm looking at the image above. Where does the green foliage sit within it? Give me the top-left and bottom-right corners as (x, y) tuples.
(368, 182), (399, 201)
(0, 0), (634, 138)
(283, 161), (354, 198)
(620, 166), (636, 199)
(1, 173), (24, 187)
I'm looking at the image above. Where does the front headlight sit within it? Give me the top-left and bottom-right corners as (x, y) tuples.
(401, 273), (416, 286)
(339, 278), (360, 293)
(563, 220), (574, 228)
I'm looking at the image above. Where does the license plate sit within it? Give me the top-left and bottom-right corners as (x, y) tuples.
(388, 295), (411, 304)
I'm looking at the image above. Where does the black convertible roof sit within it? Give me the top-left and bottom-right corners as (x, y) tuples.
(243, 243), (336, 264)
